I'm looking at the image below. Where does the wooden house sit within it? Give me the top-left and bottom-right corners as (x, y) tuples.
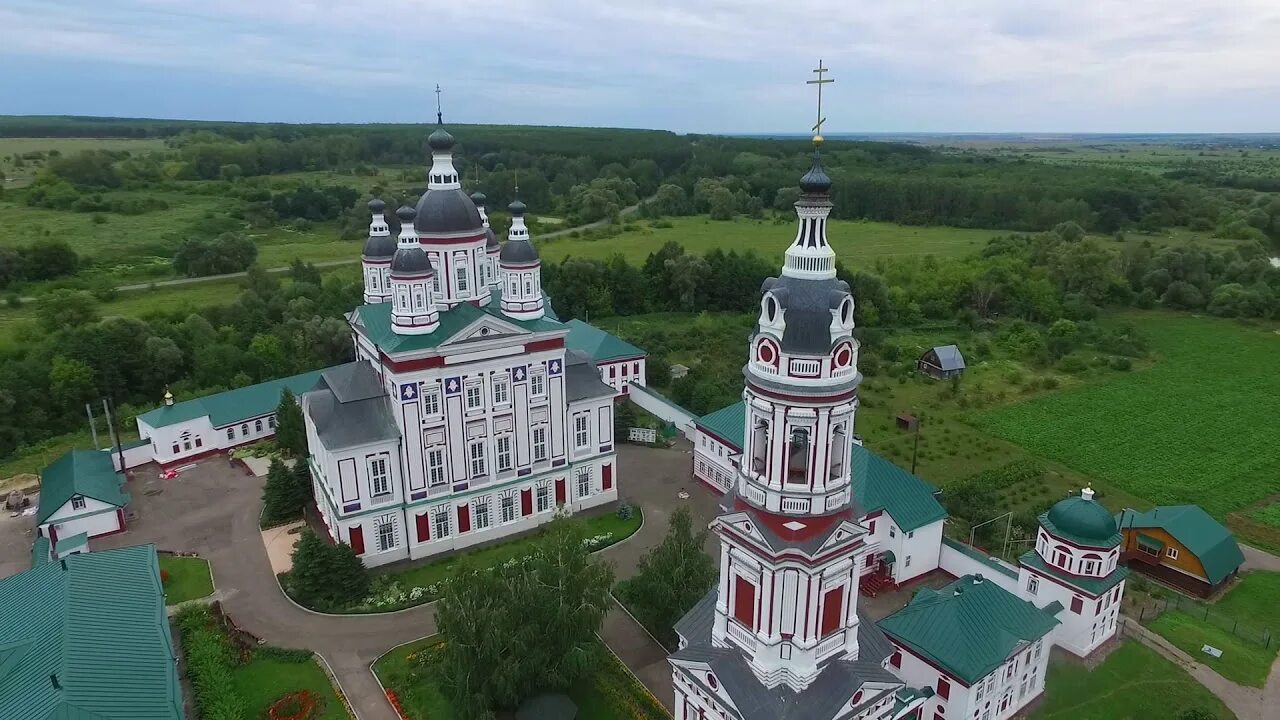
(1116, 505), (1245, 597)
(918, 345), (965, 380)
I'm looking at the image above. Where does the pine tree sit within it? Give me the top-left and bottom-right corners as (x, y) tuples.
(287, 528), (369, 609)
(261, 458), (306, 525)
(291, 460), (314, 506)
(274, 388), (307, 458)
(620, 506), (717, 648)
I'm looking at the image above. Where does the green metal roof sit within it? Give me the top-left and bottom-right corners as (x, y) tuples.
(696, 401), (747, 447)
(1019, 550), (1129, 597)
(137, 369), (327, 430)
(942, 537), (1019, 580)
(1117, 506), (1244, 585)
(0, 544), (184, 720)
(32, 537), (50, 567)
(37, 450), (129, 525)
(54, 533), (88, 555)
(1136, 533), (1165, 550)
(879, 575), (1059, 685)
(354, 300), (565, 356)
(1041, 497), (1120, 548)
(563, 319), (646, 362)
(694, 401), (947, 532)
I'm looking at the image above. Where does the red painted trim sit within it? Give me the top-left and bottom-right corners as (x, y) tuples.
(521, 488), (533, 516)
(554, 478), (566, 505)
(746, 379), (858, 404)
(717, 523), (864, 567)
(886, 641), (970, 687)
(1019, 561), (1111, 600)
(415, 512), (430, 543)
(417, 232), (487, 246)
(380, 352), (447, 373)
(602, 464), (613, 491)
(158, 446), (228, 470)
(599, 355), (646, 365)
(525, 338), (565, 353)
(697, 427), (740, 453)
(349, 525), (365, 555)
(361, 258), (392, 265)
(457, 503), (471, 533)
(1040, 528), (1119, 553)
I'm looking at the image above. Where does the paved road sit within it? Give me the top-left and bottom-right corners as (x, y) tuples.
(94, 441), (705, 720)
(1240, 543), (1280, 572)
(17, 196), (653, 303)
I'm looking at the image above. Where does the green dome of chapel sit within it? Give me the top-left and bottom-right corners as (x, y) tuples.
(1043, 493), (1119, 546)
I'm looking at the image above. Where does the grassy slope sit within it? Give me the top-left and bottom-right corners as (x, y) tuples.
(158, 555), (214, 605)
(1031, 641), (1235, 719)
(972, 312), (1280, 523)
(232, 655), (350, 720)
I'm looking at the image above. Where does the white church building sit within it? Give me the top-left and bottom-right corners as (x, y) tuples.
(670, 119), (1127, 720)
(299, 123), (620, 567)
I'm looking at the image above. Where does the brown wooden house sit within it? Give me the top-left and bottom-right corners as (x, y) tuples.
(1116, 505), (1245, 597)
(918, 345), (965, 380)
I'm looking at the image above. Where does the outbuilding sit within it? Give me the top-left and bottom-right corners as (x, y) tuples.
(918, 345), (965, 380)
(36, 449), (130, 545)
(1116, 505), (1245, 597)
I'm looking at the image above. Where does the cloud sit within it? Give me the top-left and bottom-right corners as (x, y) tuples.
(2, 0), (1278, 131)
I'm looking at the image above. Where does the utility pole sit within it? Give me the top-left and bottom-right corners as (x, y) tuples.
(85, 403), (100, 450)
(102, 398), (125, 473)
(910, 418), (923, 474)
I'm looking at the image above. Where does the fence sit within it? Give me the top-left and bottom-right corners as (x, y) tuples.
(1136, 593), (1273, 649)
(628, 427), (657, 444)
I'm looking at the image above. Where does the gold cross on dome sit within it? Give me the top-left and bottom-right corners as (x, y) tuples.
(806, 60), (834, 144)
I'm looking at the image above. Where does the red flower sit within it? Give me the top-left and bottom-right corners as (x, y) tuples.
(268, 690), (319, 720)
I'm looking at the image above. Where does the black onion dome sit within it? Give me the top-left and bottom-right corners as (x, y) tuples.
(470, 191), (487, 207)
(508, 198), (527, 216)
(368, 197), (386, 213)
(414, 189), (483, 234)
(427, 127), (455, 151)
(500, 238), (539, 264)
(363, 233), (397, 258)
(391, 246), (433, 274)
(763, 275), (850, 354)
(485, 227), (500, 250)
(396, 205), (417, 223)
(799, 152), (832, 194)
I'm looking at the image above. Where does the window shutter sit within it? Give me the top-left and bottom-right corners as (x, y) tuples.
(937, 677), (951, 700)
(555, 478), (566, 505)
(349, 525), (365, 555)
(890, 650), (902, 669)
(602, 464), (613, 490)
(458, 503), (471, 533)
(733, 576), (756, 629)
(820, 587), (843, 637)
(521, 488), (533, 516)
(415, 513), (430, 543)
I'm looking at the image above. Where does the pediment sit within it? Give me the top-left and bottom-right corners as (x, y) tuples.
(818, 520), (868, 552)
(713, 511), (773, 550)
(440, 315), (530, 347)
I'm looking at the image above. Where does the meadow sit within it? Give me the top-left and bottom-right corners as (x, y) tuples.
(0, 137), (170, 188)
(973, 312), (1280, 544)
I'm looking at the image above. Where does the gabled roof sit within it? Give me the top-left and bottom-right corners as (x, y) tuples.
(1019, 550), (1129, 597)
(924, 345), (965, 371)
(563, 351), (617, 403)
(302, 362), (401, 452)
(878, 574), (1059, 685)
(563, 319), (646, 362)
(37, 451), (129, 524)
(137, 369), (327, 430)
(0, 544), (183, 720)
(1117, 506), (1244, 585)
(692, 401), (947, 532)
(353, 300), (564, 355)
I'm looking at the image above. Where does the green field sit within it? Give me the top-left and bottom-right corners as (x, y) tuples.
(1030, 641), (1235, 719)
(972, 313), (1280, 530)
(0, 138), (170, 188)
(158, 555), (215, 605)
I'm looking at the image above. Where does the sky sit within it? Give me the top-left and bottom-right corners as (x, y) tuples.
(1, 0), (1278, 134)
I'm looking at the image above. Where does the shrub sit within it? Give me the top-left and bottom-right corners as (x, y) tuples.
(615, 502), (635, 521)
(175, 605), (247, 720)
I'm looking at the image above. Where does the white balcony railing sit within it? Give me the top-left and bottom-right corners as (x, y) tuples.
(725, 621), (757, 652)
(817, 631), (845, 658)
(369, 492), (397, 507)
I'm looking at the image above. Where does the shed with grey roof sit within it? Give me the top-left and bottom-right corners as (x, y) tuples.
(918, 344), (966, 380)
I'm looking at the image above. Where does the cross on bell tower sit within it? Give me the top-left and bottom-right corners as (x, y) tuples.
(435, 84), (443, 125)
(806, 60), (834, 145)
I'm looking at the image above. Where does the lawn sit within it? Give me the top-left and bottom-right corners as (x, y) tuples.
(315, 507), (644, 613)
(233, 652), (351, 720)
(540, 216), (1002, 265)
(1143, 571), (1280, 687)
(1030, 641), (1235, 719)
(158, 555), (214, 605)
(373, 638), (669, 720)
(972, 312), (1280, 545)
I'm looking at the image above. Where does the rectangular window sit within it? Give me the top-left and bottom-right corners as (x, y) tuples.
(433, 506), (451, 538)
(889, 525), (896, 538)
(455, 265), (468, 293)
(500, 492), (516, 523)
(576, 467), (592, 498)
(532, 426), (548, 462)
(194, 437), (203, 448)
(427, 448), (446, 486)
(376, 514), (397, 552)
(1166, 547), (1180, 560)
(369, 455), (391, 496)
(473, 497), (490, 530)
(1026, 576), (1039, 595)
(241, 423), (249, 436)
(172, 443), (180, 454)
(493, 377), (509, 406)
(496, 435), (513, 472)
(574, 415), (589, 449)
(468, 440), (486, 478)
(268, 415), (276, 429)
(227, 428), (235, 441)
(255, 419), (263, 432)
(733, 576), (755, 629)
(536, 483), (551, 512)
(820, 587), (843, 637)
(905, 556), (912, 568)
(71, 495), (86, 511)
(937, 677), (951, 701)
(465, 384), (483, 411)
(530, 372), (545, 397)
(1070, 596), (1084, 614)
(423, 388), (440, 416)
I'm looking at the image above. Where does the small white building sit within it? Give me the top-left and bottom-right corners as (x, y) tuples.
(879, 574), (1058, 720)
(36, 449), (130, 546)
(564, 319), (647, 396)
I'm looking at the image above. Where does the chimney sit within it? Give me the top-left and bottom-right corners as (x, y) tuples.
(974, 574), (984, 585)
(50, 673), (61, 690)
(1081, 486), (1095, 502)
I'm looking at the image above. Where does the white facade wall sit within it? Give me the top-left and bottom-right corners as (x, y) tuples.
(938, 543), (1021, 595)
(860, 513), (944, 584)
(138, 410), (279, 466)
(41, 497), (122, 540)
(629, 384), (697, 440)
(693, 429), (737, 493)
(1018, 566), (1124, 656)
(598, 356), (646, 395)
(891, 634), (1049, 720)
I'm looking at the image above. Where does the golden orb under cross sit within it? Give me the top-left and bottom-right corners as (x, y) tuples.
(806, 60), (834, 146)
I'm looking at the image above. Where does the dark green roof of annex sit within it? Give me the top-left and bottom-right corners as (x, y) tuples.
(37, 450), (129, 524)
(0, 544), (183, 720)
(563, 319), (646, 362)
(695, 401), (946, 532)
(1041, 496), (1121, 548)
(1117, 506), (1244, 585)
(878, 574), (1059, 685)
(354, 300), (565, 355)
(137, 369), (327, 430)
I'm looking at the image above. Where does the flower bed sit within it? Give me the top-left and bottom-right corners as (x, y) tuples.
(269, 690), (319, 720)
